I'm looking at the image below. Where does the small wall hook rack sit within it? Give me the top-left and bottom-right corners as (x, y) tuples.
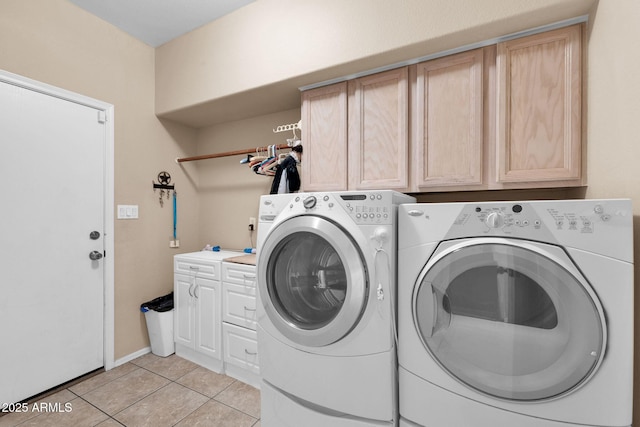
(153, 171), (176, 207)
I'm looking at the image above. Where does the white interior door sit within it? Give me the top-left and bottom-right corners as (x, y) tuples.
(0, 78), (105, 404)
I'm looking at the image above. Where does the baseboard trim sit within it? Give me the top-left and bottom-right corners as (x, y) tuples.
(113, 347), (151, 368)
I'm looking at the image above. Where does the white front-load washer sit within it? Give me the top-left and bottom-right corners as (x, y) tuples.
(257, 190), (415, 427)
(397, 199), (633, 427)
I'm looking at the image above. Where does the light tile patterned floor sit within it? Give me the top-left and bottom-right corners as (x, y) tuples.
(0, 354), (260, 427)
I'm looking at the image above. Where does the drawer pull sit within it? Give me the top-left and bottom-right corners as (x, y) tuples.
(244, 306), (256, 312)
(244, 349), (257, 356)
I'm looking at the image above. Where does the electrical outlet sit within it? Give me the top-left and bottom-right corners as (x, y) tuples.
(169, 240), (180, 248)
(249, 217), (256, 231)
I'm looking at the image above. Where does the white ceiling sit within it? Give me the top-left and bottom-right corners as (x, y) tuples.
(68, 0), (256, 47)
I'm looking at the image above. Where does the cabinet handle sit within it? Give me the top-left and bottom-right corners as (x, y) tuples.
(243, 306), (256, 312)
(188, 266), (201, 291)
(244, 349), (257, 356)
(194, 284), (199, 299)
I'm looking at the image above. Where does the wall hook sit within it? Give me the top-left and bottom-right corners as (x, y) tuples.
(153, 171), (175, 207)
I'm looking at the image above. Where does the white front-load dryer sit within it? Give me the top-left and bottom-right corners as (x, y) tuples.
(397, 200), (634, 427)
(257, 190), (415, 427)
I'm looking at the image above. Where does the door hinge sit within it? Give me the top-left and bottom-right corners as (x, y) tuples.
(98, 111), (107, 123)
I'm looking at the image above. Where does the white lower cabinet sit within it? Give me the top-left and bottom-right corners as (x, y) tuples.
(175, 273), (221, 366)
(174, 251), (237, 373)
(222, 261), (260, 388)
(173, 252), (260, 387)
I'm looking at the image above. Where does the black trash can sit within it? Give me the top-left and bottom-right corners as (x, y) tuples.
(140, 292), (174, 357)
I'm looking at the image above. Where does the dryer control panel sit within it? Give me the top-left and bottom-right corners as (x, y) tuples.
(401, 199), (632, 262)
(456, 201), (623, 237)
(461, 204), (545, 233)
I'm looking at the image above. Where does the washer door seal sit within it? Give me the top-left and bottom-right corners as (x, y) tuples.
(258, 215), (368, 347)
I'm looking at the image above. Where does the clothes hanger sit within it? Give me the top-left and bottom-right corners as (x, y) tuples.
(264, 145), (282, 173)
(249, 146), (268, 165)
(286, 127), (301, 146)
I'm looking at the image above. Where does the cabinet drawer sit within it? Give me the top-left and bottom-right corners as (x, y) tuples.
(222, 282), (257, 330)
(174, 257), (221, 281)
(222, 262), (256, 286)
(222, 323), (259, 374)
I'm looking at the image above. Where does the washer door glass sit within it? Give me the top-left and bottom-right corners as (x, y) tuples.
(414, 240), (605, 401)
(259, 215), (368, 347)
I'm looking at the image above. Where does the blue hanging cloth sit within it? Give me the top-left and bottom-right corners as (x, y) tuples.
(173, 191), (177, 240)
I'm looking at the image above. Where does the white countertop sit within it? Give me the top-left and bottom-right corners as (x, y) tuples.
(174, 250), (243, 262)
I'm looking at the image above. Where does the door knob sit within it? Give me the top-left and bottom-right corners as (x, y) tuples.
(89, 251), (103, 260)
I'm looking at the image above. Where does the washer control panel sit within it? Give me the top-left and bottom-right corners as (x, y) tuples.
(338, 193), (391, 224)
(287, 192), (395, 224)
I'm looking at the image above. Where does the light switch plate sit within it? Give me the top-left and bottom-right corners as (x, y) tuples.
(117, 204), (139, 219)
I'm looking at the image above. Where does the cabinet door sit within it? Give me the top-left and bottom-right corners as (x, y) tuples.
(301, 82), (348, 191)
(348, 68), (409, 190)
(174, 274), (194, 347)
(496, 24), (582, 186)
(413, 48), (485, 191)
(194, 278), (221, 359)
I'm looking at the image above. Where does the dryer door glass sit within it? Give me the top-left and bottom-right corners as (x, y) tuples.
(414, 241), (604, 401)
(259, 215), (368, 347)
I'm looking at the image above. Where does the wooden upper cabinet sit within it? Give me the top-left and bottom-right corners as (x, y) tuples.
(412, 48), (486, 191)
(301, 82), (348, 192)
(300, 24), (584, 194)
(496, 24), (583, 187)
(301, 69), (409, 192)
(348, 68), (409, 191)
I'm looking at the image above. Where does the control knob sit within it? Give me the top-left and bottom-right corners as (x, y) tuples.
(303, 195), (317, 209)
(485, 212), (505, 229)
(371, 227), (389, 244)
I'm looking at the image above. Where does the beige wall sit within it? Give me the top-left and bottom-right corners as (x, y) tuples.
(0, 0), (201, 359)
(585, 1), (640, 421)
(194, 109), (300, 250)
(155, 0), (595, 127)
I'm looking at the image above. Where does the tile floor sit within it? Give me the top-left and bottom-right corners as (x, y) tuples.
(0, 353), (261, 427)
